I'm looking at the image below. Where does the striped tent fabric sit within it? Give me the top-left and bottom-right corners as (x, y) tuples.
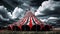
(7, 11), (52, 31)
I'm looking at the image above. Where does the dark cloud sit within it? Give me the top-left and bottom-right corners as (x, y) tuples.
(35, 0), (60, 27)
(0, 0), (47, 10)
(12, 7), (24, 19)
(1, 0), (60, 27)
(0, 6), (13, 26)
(0, 6), (10, 19)
(35, 0), (60, 17)
(0, 0), (23, 10)
(0, 6), (25, 21)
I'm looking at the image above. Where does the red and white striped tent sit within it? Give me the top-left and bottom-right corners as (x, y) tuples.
(7, 11), (52, 31)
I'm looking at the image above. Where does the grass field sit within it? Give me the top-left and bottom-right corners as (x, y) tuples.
(0, 31), (60, 34)
(0, 28), (60, 34)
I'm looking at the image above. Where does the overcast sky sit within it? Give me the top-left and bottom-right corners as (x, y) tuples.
(35, 0), (60, 16)
(0, 0), (60, 26)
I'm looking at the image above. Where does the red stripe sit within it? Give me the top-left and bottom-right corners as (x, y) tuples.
(17, 17), (26, 24)
(29, 17), (33, 30)
(33, 17), (41, 25)
(17, 17), (28, 28)
(21, 17), (28, 25)
(19, 17), (26, 25)
(33, 17), (45, 30)
(9, 25), (13, 30)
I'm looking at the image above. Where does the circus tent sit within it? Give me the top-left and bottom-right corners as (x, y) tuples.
(7, 11), (52, 31)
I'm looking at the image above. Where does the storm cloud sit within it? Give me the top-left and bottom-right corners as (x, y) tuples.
(12, 7), (24, 19)
(0, 6), (12, 21)
(35, 0), (60, 16)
